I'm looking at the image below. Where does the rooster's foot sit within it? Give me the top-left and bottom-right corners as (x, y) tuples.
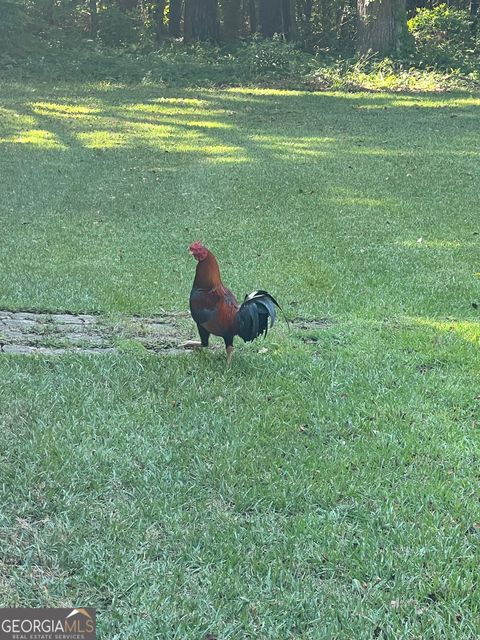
(181, 340), (204, 350)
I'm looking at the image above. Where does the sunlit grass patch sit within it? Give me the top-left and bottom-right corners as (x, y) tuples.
(122, 103), (228, 117)
(388, 95), (480, 109)
(178, 119), (233, 129)
(123, 121), (178, 138)
(77, 130), (127, 149)
(162, 142), (246, 160)
(251, 134), (336, 146)
(226, 87), (306, 97)
(0, 106), (37, 126)
(1, 128), (66, 148)
(151, 97), (211, 106)
(333, 196), (390, 207)
(414, 317), (480, 345)
(30, 101), (101, 117)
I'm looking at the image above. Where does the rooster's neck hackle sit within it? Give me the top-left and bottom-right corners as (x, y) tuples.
(193, 250), (223, 289)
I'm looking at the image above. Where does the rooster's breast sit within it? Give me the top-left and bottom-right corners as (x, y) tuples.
(190, 286), (239, 338)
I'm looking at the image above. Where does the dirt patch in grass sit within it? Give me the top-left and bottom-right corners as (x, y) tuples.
(291, 318), (330, 330)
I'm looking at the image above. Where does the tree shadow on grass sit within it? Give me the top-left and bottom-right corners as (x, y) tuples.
(0, 81), (478, 318)
(2, 84), (479, 160)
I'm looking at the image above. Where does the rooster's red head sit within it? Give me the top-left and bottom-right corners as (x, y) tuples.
(189, 241), (209, 261)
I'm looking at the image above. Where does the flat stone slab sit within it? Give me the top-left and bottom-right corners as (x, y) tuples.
(2, 344), (38, 354)
(49, 314), (86, 324)
(1, 344), (118, 355)
(1, 318), (38, 330)
(0, 310), (196, 356)
(0, 309), (322, 357)
(5, 312), (42, 321)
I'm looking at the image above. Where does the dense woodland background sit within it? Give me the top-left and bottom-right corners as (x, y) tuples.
(1, 0), (479, 84)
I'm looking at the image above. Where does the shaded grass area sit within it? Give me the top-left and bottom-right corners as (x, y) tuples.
(0, 81), (479, 638)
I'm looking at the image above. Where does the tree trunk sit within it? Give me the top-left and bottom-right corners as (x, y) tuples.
(222, 0), (242, 39)
(184, 0), (219, 42)
(89, 0), (98, 39)
(471, 0), (479, 38)
(249, 0), (258, 32)
(169, 0), (183, 37)
(356, 0), (406, 56)
(281, 0), (296, 39)
(305, 0), (313, 21)
(338, 0), (356, 55)
(297, 0), (313, 46)
(155, 0), (167, 41)
(259, 0), (283, 37)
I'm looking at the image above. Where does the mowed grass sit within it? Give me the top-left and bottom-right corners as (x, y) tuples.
(0, 81), (479, 638)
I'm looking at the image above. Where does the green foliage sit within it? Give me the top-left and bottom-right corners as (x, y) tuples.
(97, 3), (141, 47)
(309, 54), (478, 91)
(296, 0), (356, 57)
(408, 4), (477, 71)
(19, 0), (88, 50)
(0, 0), (32, 63)
(235, 36), (312, 78)
(4, 39), (478, 92)
(7, 39), (316, 86)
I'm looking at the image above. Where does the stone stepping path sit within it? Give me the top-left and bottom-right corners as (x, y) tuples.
(0, 310), (328, 356)
(0, 310), (194, 356)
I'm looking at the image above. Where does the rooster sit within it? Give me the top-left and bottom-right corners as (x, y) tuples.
(184, 241), (281, 365)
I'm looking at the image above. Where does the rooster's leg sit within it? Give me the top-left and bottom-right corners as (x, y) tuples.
(197, 325), (210, 347)
(181, 324), (210, 350)
(224, 335), (234, 366)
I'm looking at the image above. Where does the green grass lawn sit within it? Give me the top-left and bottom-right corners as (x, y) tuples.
(0, 80), (479, 638)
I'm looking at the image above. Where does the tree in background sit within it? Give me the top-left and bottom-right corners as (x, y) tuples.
(184, 0), (219, 42)
(168, 0), (183, 37)
(470, 0), (478, 38)
(89, 0), (98, 39)
(221, 0), (242, 40)
(259, 0), (283, 36)
(356, 0), (406, 55)
(248, 0), (259, 32)
(1, 0), (477, 67)
(282, 0), (296, 39)
(154, 0), (166, 41)
(258, 0), (296, 38)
